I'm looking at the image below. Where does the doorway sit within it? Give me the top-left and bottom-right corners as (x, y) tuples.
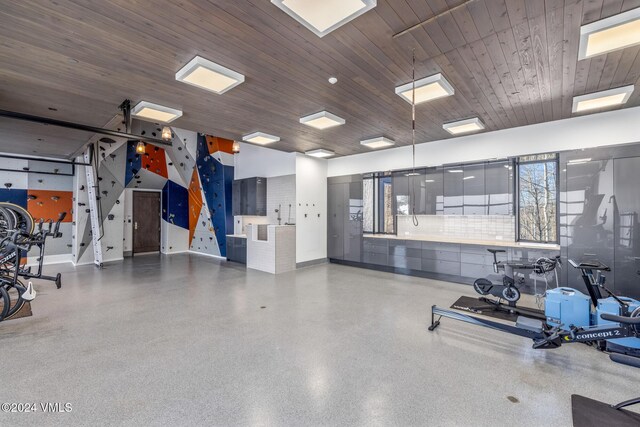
(132, 191), (161, 254)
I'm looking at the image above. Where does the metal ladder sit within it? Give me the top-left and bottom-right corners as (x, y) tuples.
(83, 144), (103, 268)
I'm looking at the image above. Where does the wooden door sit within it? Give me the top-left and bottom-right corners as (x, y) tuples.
(133, 191), (161, 254)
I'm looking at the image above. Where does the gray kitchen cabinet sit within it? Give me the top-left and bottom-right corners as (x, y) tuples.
(232, 177), (267, 216)
(226, 236), (247, 264)
(327, 176), (364, 262)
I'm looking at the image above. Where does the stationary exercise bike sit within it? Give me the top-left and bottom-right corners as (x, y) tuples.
(473, 249), (561, 304)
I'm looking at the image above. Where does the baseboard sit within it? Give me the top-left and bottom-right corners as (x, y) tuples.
(123, 251), (132, 257)
(162, 250), (190, 255)
(27, 254), (73, 267)
(188, 250), (225, 260)
(296, 258), (328, 268)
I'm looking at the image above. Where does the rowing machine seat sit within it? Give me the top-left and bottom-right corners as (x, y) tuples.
(516, 316), (544, 334)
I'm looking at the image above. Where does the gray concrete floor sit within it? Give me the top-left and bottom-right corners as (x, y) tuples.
(0, 253), (638, 426)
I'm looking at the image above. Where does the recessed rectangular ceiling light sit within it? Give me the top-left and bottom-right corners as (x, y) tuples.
(463, 176), (475, 180)
(579, 7), (640, 59)
(443, 117), (485, 135)
(176, 56), (245, 94)
(360, 136), (395, 149)
(447, 169), (463, 173)
(572, 85), (634, 113)
(242, 132), (280, 145)
(131, 101), (182, 123)
(395, 73), (455, 105)
(271, 0), (376, 38)
(305, 148), (335, 158)
(300, 111), (345, 129)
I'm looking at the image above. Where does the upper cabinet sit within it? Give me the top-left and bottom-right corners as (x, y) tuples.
(232, 177), (267, 216)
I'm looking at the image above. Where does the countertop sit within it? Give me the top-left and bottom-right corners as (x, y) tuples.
(363, 233), (560, 250)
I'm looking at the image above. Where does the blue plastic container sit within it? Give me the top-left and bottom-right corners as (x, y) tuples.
(545, 287), (591, 330)
(596, 297), (640, 350)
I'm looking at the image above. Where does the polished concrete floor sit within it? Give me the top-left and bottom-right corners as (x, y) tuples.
(0, 253), (638, 426)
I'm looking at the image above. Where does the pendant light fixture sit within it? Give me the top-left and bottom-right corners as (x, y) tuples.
(161, 126), (172, 141)
(136, 141), (146, 154)
(232, 141), (240, 154)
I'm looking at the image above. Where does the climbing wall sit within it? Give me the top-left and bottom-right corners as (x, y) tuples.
(0, 129), (235, 267)
(0, 157), (73, 264)
(190, 135), (234, 257)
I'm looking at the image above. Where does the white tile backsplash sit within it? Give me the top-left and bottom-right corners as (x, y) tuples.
(397, 215), (516, 242)
(234, 215), (270, 235)
(267, 175), (296, 225)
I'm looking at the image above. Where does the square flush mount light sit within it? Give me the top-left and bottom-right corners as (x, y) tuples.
(306, 149), (335, 158)
(271, 0), (376, 38)
(572, 85), (634, 113)
(176, 56), (245, 94)
(242, 132), (280, 145)
(131, 101), (182, 123)
(300, 111), (345, 129)
(442, 117), (485, 135)
(396, 73), (454, 105)
(579, 7), (640, 59)
(360, 136), (395, 149)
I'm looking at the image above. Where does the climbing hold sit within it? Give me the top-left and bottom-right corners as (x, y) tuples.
(4, 183), (12, 189)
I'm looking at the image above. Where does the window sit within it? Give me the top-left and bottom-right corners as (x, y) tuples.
(362, 175), (395, 234)
(363, 177), (374, 233)
(518, 154), (558, 242)
(379, 176), (394, 233)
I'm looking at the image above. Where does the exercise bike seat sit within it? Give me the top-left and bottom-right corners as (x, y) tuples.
(487, 249), (507, 254)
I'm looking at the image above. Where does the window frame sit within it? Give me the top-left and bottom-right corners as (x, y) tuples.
(516, 154), (560, 244)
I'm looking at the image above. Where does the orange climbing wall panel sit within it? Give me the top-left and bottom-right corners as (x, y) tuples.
(27, 190), (73, 222)
(142, 145), (168, 178)
(188, 169), (203, 244)
(206, 136), (235, 155)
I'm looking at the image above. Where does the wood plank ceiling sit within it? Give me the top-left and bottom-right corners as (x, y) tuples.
(1, 0), (640, 158)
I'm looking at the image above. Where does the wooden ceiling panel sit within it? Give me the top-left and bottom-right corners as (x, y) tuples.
(1, 0), (639, 159)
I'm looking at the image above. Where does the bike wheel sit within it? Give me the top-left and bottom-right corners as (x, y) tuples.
(502, 286), (521, 303)
(0, 203), (34, 236)
(0, 285), (9, 321)
(473, 278), (492, 295)
(0, 206), (16, 230)
(3, 280), (27, 320)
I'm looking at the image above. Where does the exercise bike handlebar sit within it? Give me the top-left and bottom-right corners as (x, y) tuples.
(601, 312), (640, 325)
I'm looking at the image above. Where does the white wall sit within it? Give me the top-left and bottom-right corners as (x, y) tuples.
(295, 154), (327, 264)
(234, 142), (296, 179)
(328, 106), (640, 176)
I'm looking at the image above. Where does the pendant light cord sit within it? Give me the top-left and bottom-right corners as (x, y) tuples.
(411, 49), (419, 227)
